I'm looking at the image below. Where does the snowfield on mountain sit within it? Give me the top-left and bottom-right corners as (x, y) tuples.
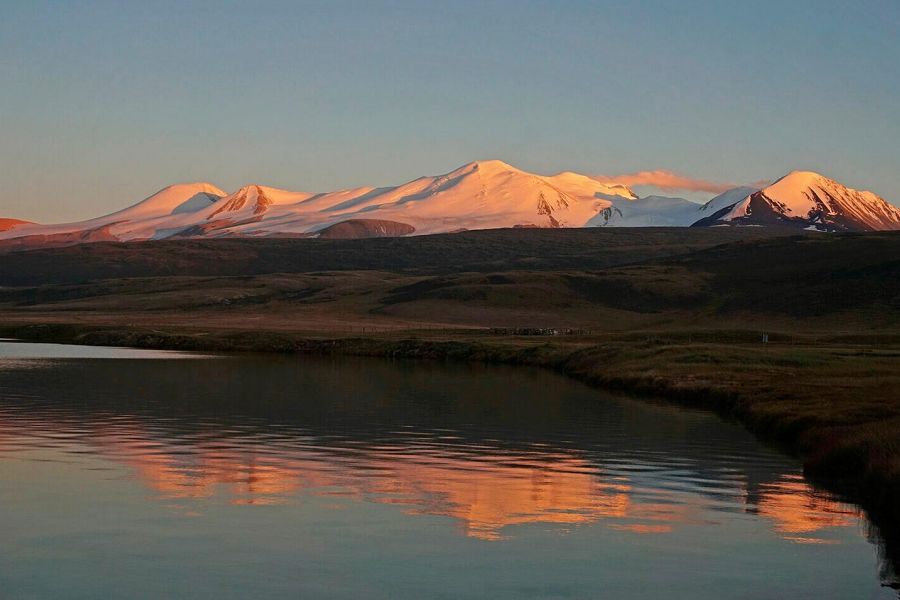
(1, 162), (897, 248)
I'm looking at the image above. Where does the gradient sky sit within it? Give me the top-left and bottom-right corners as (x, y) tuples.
(2, 0), (899, 222)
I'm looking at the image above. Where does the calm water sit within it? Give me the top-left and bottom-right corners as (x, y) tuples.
(0, 341), (894, 599)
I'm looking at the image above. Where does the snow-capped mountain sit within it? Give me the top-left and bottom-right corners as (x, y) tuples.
(220, 161), (639, 236)
(693, 172), (900, 232)
(0, 163), (896, 247)
(0, 160), (639, 244)
(0, 183), (227, 245)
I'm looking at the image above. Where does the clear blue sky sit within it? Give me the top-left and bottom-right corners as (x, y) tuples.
(2, 0), (899, 222)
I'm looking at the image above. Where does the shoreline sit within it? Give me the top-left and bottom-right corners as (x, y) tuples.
(3, 321), (899, 584)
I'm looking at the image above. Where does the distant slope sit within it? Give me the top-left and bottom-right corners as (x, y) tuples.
(315, 219), (416, 239)
(1, 231), (896, 326)
(0, 224), (120, 251)
(662, 232), (900, 314)
(376, 232), (900, 318)
(0, 227), (787, 286)
(0, 218), (32, 232)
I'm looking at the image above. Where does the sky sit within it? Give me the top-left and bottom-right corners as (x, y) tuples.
(2, 0), (899, 222)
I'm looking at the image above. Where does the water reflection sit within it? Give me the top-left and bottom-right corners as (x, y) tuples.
(0, 353), (867, 544)
(755, 478), (858, 544)
(101, 434), (635, 539)
(52, 427), (858, 545)
(0, 347), (895, 597)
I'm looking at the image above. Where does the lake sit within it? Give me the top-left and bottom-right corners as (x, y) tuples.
(0, 340), (894, 599)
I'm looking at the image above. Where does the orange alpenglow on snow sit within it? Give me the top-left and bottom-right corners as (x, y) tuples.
(695, 170), (900, 231)
(3, 162), (897, 247)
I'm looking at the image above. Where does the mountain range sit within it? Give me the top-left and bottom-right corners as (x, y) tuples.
(1, 160), (898, 248)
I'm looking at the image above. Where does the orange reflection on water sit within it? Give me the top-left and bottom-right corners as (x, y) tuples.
(108, 435), (631, 539)
(83, 427), (862, 544)
(755, 476), (858, 544)
(123, 451), (306, 505)
(362, 454), (631, 540)
(609, 524), (673, 534)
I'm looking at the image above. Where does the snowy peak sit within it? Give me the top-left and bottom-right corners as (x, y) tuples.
(110, 182), (226, 220)
(301, 159), (639, 233)
(710, 171), (900, 231)
(0, 182), (228, 244)
(445, 161), (638, 202)
(548, 172), (638, 201)
(388, 159), (601, 229)
(773, 170), (825, 186)
(759, 170), (835, 217)
(454, 159), (521, 176)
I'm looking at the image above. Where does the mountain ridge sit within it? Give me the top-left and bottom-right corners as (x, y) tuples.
(694, 171), (900, 231)
(1, 161), (896, 248)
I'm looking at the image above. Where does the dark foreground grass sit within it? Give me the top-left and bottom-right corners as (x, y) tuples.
(3, 320), (899, 585)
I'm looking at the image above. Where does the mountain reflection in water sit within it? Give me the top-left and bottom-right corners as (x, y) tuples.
(0, 354), (863, 544)
(1, 347), (897, 598)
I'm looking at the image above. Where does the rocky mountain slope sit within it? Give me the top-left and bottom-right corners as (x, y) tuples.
(693, 172), (900, 231)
